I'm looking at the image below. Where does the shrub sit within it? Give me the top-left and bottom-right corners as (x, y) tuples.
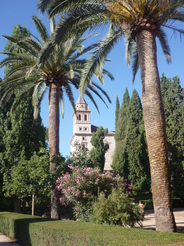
(1, 212), (184, 246)
(56, 166), (132, 221)
(92, 188), (141, 227)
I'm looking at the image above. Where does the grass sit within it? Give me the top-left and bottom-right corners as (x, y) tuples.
(0, 212), (184, 246)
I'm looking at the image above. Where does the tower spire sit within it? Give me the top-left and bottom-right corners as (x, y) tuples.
(76, 93), (87, 105)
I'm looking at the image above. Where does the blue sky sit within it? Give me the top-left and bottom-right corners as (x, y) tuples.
(0, 0), (184, 157)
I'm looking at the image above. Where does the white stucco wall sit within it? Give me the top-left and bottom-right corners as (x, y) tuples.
(104, 133), (115, 170)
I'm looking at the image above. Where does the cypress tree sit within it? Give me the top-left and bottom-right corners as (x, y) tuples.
(90, 126), (109, 172)
(115, 88), (130, 141)
(112, 88), (130, 175)
(112, 75), (184, 196)
(126, 89), (150, 191)
(161, 74), (184, 199)
(115, 96), (120, 131)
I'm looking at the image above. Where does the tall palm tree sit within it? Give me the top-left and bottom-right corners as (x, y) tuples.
(0, 16), (113, 219)
(38, 0), (184, 231)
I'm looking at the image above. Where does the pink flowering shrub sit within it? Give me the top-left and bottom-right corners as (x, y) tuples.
(55, 166), (132, 221)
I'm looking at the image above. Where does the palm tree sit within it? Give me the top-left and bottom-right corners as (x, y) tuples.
(38, 0), (184, 231)
(0, 16), (113, 219)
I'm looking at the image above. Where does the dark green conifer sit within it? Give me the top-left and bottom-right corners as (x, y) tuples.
(161, 74), (184, 198)
(115, 88), (130, 141)
(112, 88), (130, 175)
(115, 96), (120, 131)
(126, 89), (150, 191)
(90, 126), (109, 172)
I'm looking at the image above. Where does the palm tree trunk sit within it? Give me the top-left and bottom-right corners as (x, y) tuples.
(49, 82), (60, 219)
(136, 30), (176, 232)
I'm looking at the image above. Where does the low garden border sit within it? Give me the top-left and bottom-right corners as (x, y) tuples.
(0, 212), (184, 246)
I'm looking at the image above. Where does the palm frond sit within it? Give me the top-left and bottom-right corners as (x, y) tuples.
(124, 32), (135, 65)
(76, 32), (98, 46)
(47, 0), (76, 17)
(163, 24), (184, 39)
(0, 55), (24, 68)
(5, 63), (34, 79)
(38, 9), (108, 65)
(2, 35), (39, 56)
(88, 84), (108, 108)
(131, 46), (139, 83)
(32, 82), (47, 119)
(94, 60), (105, 85)
(0, 76), (30, 106)
(64, 83), (75, 112)
(47, 0), (95, 18)
(71, 43), (97, 60)
(69, 59), (87, 70)
(91, 81), (111, 104)
(84, 89), (100, 113)
(124, 33), (139, 82)
(157, 28), (171, 63)
(53, 8), (108, 45)
(70, 76), (111, 112)
(0, 87), (15, 107)
(32, 16), (49, 42)
(38, 41), (55, 66)
(53, 14), (87, 45)
(50, 17), (56, 34)
(66, 33), (98, 59)
(102, 68), (114, 81)
(80, 25), (121, 93)
(2, 35), (21, 44)
(62, 35), (78, 60)
(10, 82), (35, 116)
(0, 75), (26, 90)
(21, 37), (42, 54)
(37, 0), (51, 13)
(60, 88), (64, 118)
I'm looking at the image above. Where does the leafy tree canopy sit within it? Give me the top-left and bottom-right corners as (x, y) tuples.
(65, 142), (92, 169)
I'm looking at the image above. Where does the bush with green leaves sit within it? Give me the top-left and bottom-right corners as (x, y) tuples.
(1, 211), (184, 246)
(56, 166), (132, 221)
(65, 142), (92, 169)
(92, 188), (141, 227)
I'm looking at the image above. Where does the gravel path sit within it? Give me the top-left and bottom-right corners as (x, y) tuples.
(136, 208), (184, 232)
(0, 232), (21, 245)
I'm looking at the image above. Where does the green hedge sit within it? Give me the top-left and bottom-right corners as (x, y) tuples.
(0, 212), (184, 246)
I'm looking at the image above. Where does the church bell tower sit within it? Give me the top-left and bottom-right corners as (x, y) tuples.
(71, 94), (92, 150)
(73, 94), (91, 134)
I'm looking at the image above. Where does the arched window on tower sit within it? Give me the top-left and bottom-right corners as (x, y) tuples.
(77, 114), (81, 121)
(84, 114), (87, 121)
